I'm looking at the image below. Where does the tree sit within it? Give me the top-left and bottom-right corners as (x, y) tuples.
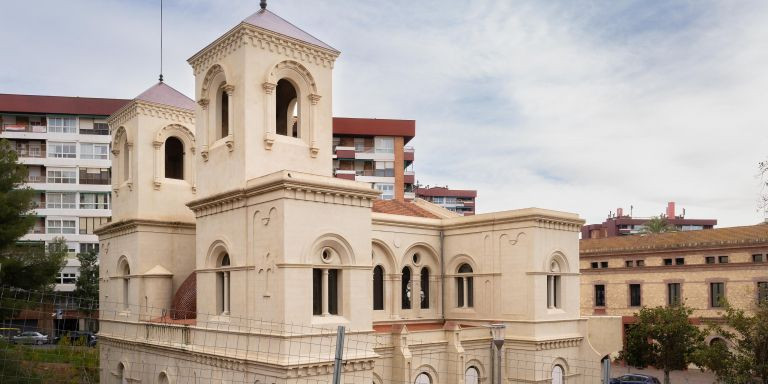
(698, 300), (768, 384)
(760, 159), (768, 212)
(74, 250), (99, 312)
(640, 216), (677, 234)
(0, 139), (35, 251)
(0, 237), (68, 319)
(619, 304), (706, 384)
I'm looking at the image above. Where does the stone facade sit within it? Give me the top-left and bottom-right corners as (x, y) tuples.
(96, 5), (621, 384)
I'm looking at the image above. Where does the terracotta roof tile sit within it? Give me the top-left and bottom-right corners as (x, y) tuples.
(580, 223), (768, 255)
(372, 200), (439, 219)
(0, 94), (128, 116)
(170, 272), (196, 320)
(135, 82), (195, 111)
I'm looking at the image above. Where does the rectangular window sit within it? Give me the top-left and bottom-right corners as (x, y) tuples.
(625, 260), (633, 268)
(591, 262), (598, 269)
(374, 137), (394, 153)
(636, 260), (645, 267)
(47, 117), (77, 133)
(45, 192), (77, 209)
(664, 258), (673, 266)
(80, 143), (109, 160)
(710, 282), (725, 307)
(594, 284), (606, 307)
(79, 243), (100, 254)
(374, 183), (395, 200)
(47, 169), (77, 184)
(47, 142), (77, 158)
(600, 261), (608, 268)
(78, 217), (110, 235)
(753, 254), (764, 263)
(354, 138), (365, 152)
(547, 275), (561, 309)
(758, 282), (768, 304)
(312, 269), (322, 315)
(675, 257), (685, 265)
(328, 269), (339, 315)
(79, 168), (110, 185)
(79, 193), (110, 210)
(58, 273), (77, 284)
(668, 283), (681, 306)
(705, 256), (715, 264)
(718, 256), (729, 264)
(47, 219), (76, 234)
(629, 284), (641, 307)
(374, 161), (395, 177)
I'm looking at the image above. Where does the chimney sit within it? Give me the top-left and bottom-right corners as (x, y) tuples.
(617, 207), (623, 217)
(666, 202), (675, 218)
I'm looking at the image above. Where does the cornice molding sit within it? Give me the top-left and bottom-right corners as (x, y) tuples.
(187, 172), (378, 217)
(95, 219), (196, 237)
(188, 23), (339, 76)
(581, 238), (768, 256)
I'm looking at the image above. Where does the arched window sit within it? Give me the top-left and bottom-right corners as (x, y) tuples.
(414, 372), (432, 384)
(117, 362), (126, 384)
(551, 365), (564, 384)
(420, 267), (430, 309)
(218, 88), (230, 139)
(122, 141), (130, 182)
(217, 253), (231, 315)
(119, 259), (130, 310)
(547, 259), (562, 309)
(456, 263), (473, 308)
(465, 367), (480, 384)
(312, 248), (340, 316)
(158, 372), (169, 384)
(275, 79), (299, 138)
(373, 265), (384, 310)
(164, 137), (184, 180)
(402, 266), (412, 309)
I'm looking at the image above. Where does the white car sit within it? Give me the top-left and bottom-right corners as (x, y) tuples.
(11, 331), (49, 345)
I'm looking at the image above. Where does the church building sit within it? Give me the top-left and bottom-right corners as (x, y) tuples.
(96, 3), (620, 383)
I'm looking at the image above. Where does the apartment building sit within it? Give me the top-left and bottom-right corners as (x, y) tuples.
(0, 94), (127, 291)
(582, 202), (717, 239)
(416, 185), (477, 215)
(332, 117), (415, 200)
(580, 223), (768, 344)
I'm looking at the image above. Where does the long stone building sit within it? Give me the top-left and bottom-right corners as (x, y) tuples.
(96, 4), (620, 383)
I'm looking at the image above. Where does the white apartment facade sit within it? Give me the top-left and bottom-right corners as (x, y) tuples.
(0, 95), (126, 292)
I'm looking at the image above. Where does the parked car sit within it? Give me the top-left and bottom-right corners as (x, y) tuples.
(57, 331), (97, 347)
(611, 374), (662, 384)
(11, 331), (49, 345)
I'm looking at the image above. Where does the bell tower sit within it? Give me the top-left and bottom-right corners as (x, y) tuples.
(188, 4), (340, 198)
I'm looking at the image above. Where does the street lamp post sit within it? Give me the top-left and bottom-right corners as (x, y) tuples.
(490, 323), (506, 384)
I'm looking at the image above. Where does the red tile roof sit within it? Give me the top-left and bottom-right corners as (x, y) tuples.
(580, 223), (768, 255)
(373, 200), (439, 219)
(170, 272), (196, 320)
(0, 94), (128, 116)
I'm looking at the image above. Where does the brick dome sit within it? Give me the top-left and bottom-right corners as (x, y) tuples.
(170, 272), (196, 320)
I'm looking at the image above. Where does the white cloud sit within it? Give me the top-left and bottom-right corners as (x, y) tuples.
(1, 0), (766, 226)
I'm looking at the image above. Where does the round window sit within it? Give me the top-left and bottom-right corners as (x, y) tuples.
(412, 252), (421, 265)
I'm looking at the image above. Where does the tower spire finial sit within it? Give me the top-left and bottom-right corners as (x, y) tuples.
(260, 0), (267, 10)
(159, 0), (164, 82)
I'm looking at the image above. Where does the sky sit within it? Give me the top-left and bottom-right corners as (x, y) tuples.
(1, 0), (767, 227)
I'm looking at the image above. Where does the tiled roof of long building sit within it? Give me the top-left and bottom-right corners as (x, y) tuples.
(373, 199), (439, 219)
(580, 223), (768, 255)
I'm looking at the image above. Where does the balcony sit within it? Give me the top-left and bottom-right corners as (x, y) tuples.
(334, 146), (356, 159)
(1, 124), (47, 133)
(404, 146), (414, 162)
(26, 175), (45, 183)
(334, 169), (356, 180)
(12, 143), (46, 158)
(404, 170), (415, 185)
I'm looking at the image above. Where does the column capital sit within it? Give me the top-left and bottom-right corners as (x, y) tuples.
(197, 98), (210, 109)
(222, 84), (235, 95)
(262, 82), (276, 94)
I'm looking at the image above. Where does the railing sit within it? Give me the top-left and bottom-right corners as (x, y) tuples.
(79, 178), (110, 185)
(79, 128), (109, 135)
(404, 146), (414, 153)
(1, 124), (47, 133)
(14, 147), (46, 158)
(26, 175), (45, 183)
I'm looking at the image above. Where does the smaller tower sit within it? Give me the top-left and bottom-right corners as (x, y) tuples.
(98, 82), (197, 322)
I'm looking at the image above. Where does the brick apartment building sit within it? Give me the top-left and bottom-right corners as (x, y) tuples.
(580, 223), (768, 345)
(582, 202), (717, 239)
(416, 186), (477, 216)
(332, 117), (415, 200)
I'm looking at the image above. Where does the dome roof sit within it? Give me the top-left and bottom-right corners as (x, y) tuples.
(170, 272), (196, 320)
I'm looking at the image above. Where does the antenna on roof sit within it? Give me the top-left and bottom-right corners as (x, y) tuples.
(260, 0), (267, 10)
(159, 0), (164, 83)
